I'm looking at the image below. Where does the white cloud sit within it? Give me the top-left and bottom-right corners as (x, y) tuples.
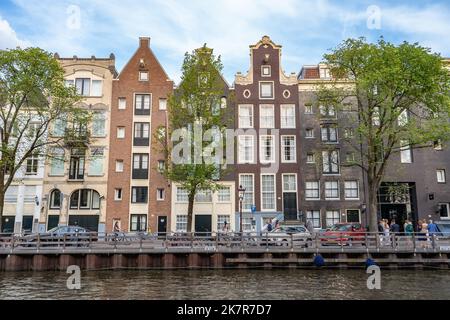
(0, 16), (29, 49)
(6, 0), (450, 82)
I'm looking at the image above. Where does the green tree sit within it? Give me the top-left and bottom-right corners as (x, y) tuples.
(160, 45), (231, 233)
(317, 38), (450, 232)
(0, 47), (88, 232)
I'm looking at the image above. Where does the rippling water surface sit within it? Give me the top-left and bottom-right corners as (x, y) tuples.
(1, 269), (450, 300)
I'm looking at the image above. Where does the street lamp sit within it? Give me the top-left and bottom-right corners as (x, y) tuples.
(238, 185), (246, 233)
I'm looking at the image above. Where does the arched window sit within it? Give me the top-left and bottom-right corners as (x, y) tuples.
(49, 189), (62, 209)
(70, 189), (101, 210)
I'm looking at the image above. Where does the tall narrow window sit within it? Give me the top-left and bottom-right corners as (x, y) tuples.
(437, 169), (446, 183)
(322, 150), (340, 174)
(261, 175), (275, 210)
(280, 105), (295, 128)
(92, 112), (106, 137)
(118, 98), (126, 110)
(75, 78), (90, 96)
(50, 148), (65, 176)
(238, 105), (253, 128)
(134, 122), (150, 146)
(91, 80), (102, 96)
(69, 148), (85, 180)
(400, 140), (412, 163)
(132, 154), (149, 179)
(239, 174), (254, 211)
(282, 136), (296, 162)
(26, 153), (39, 174)
(131, 187), (148, 203)
(260, 135), (275, 163)
(88, 147), (104, 176)
(238, 135), (254, 163)
(259, 105), (274, 128)
(159, 98), (167, 110)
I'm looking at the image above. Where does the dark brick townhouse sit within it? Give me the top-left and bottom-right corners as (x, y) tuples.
(233, 36), (301, 232)
(106, 37), (173, 233)
(298, 63), (450, 230)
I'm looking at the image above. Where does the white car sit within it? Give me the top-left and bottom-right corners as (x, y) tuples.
(263, 225), (311, 247)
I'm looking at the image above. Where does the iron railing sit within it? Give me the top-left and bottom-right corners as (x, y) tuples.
(1, 232), (450, 253)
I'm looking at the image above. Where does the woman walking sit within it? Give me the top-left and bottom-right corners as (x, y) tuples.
(383, 219), (391, 246)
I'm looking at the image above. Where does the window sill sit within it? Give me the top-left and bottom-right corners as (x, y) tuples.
(325, 198), (341, 201)
(282, 160), (297, 164)
(305, 198), (321, 201)
(344, 198), (360, 201)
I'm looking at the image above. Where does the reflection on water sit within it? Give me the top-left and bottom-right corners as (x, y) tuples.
(1, 269), (450, 300)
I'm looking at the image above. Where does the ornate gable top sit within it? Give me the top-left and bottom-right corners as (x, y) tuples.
(250, 35), (282, 50)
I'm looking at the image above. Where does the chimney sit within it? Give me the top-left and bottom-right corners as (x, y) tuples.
(139, 37), (150, 48)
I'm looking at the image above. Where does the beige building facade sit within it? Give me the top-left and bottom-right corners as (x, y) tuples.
(39, 55), (117, 233)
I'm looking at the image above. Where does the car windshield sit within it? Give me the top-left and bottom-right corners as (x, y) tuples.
(330, 225), (352, 231)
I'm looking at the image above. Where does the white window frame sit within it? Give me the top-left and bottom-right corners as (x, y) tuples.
(306, 210), (321, 228)
(281, 135), (296, 163)
(305, 128), (314, 139)
(115, 160), (124, 173)
(259, 104), (274, 128)
(259, 81), (274, 100)
(238, 135), (255, 164)
(326, 210), (341, 227)
(118, 98), (127, 110)
(117, 127), (125, 139)
(139, 71), (149, 81)
(261, 65), (271, 77)
(156, 188), (165, 201)
(176, 187), (189, 202)
(280, 104), (296, 128)
(217, 186), (231, 202)
(260, 174), (276, 211)
(134, 93), (152, 112)
(175, 215), (188, 232)
(305, 181), (320, 200)
(437, 169), (446, 183)
(259, 135), (275, 164)
(239, 174), (255, 212)
(324, 181), (340, 200)
(438, 203), (450, 219)
(282, 174), (297, 192)
(114, 188), (122, 201)
(305, 104), (313, 114)
(306, 153), (315, 164)
(400, 140), (412, 163)
(238, 104), (254, 128)
(159, 98), (167, 110)
(344, 180), (360, 200)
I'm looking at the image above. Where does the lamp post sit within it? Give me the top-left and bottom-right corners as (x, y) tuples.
(238, 185), (246, 234)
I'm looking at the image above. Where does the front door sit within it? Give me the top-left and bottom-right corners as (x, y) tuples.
(158, 216), (167, 236)
(283, 193), (297, 221)
(195, 215), (212, 235)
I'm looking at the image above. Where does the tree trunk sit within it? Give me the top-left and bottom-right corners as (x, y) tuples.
(367, 183), (379, 232)
(186, 193), (195, 233)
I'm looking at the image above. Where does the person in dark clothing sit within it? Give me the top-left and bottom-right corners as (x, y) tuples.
(378, 220), (385, 234)
(390, 219), (400, 233)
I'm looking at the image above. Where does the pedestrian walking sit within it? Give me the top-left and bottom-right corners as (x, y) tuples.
(383, 220), (391, 246)
(428, 219), (439, 236)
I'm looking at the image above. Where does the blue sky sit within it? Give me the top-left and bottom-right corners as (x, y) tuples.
(1, 0), (449, 83)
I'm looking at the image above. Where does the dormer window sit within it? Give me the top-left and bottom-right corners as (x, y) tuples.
(261, 65), (271, 77)
(319, 68), (331, 79)
(139, 71), (149, 81)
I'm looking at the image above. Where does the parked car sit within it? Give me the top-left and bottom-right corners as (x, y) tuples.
(320, 223), (365, 246)
(262, 225), (311, 247)
(20, 226), (93, 247)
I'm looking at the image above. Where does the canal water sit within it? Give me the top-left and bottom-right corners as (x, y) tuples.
(1, 269), (450, 299)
